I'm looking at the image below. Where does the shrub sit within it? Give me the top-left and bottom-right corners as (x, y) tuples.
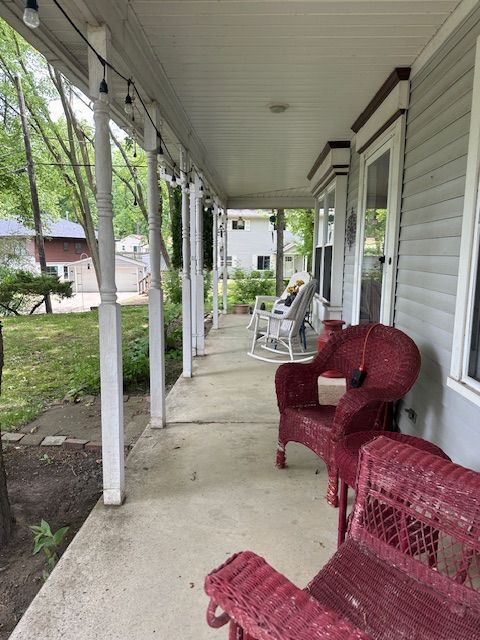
(163, 268), (182, 305)
(231, 269), (275, 305)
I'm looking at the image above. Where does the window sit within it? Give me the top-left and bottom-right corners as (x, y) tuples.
(133, 245), (138, 253)
(63, 266), (69, 279)
(74, 242), (82, 254)
(314, 187), (335, 302)
(352, 117), (405, 326)
(257, 256), (270, 270)
(46, 266), (58, 276)
(220, 256), (233, 267)
(231, 218), (250, 231)
(449, 36), (480, 406)
(63, 242), (69, 251)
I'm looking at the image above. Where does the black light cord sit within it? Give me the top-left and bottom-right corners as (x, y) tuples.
(50, 0), (198, 184)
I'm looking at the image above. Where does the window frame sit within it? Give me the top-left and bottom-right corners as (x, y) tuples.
(448, 36), (480, 406)
(257, 255), (270, 271)
(313, 178), (346, 308)
(351, 117), (405, 326)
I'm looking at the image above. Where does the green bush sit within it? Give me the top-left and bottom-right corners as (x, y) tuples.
(231, 269), (275, 305)
(163, 268), (182, 305)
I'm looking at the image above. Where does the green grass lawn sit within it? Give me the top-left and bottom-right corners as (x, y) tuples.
(0, 305), (181, 431)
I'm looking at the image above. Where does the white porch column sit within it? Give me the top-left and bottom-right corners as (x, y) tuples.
(189, 178), (197, 355)
(222, 207), (228, 314)
(88, 25), (124, 505)
(212, 203), (219, 330)
(195, 174), (205, 355)
(145, 104), (166, 427)
(180, 148), (192, 376)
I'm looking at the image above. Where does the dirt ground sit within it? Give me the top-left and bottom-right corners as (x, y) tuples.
(0, 447), (103, 639)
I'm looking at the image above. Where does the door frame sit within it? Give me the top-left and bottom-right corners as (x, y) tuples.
(351, 116), (406, 325)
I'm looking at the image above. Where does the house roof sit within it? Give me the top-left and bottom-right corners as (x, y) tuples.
(0, 217), (88, 239)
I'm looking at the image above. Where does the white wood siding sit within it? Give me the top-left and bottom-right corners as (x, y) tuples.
(342, 142), (360, 322)
(394, 7), (480, 469)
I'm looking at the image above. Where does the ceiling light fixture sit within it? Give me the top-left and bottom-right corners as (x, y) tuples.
(269, 103), (289, 114)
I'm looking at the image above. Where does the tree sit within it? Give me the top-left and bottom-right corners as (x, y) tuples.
(275, 208), (285, 296)
(168, 183), (182, 270)
(0, 321), (13, 548)
(0, 20), (172, 284)
(0, 270), (72, 316)
(14, 74), (52, 313)
(285, 208), (315, 271)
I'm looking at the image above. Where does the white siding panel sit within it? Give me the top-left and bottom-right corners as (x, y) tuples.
(394, 5), (480, 467)
(342, 142), (359, 323)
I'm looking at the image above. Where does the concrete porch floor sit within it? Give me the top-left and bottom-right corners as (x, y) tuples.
(10, 315), (338, 640)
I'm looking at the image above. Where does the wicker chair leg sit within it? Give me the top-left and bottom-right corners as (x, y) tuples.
(276, 441), (287, 468)
(337, 480), (348, 547)
(326, 466), (339, 507)
(229, 622), (244, 640)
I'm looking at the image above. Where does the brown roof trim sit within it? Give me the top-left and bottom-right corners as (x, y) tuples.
(357, 109), (405, 154)
(307, 140), (350, 181)
(351, 67), (411, 133)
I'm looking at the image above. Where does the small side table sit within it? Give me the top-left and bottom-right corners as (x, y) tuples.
(335, 431), (450, 547)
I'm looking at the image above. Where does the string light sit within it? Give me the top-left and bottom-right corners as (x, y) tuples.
(35, 0), (215, 196)
(124, 80), (134, 117)
(99, 60), (108, 102)
(170, 174), (177, 188)
(23, 0), (40, 28)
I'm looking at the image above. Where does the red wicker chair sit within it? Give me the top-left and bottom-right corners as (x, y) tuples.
(205, 437), (480, 640)
(275, 323), (421, 506)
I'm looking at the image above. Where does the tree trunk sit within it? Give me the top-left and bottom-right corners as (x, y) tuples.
(275, 208), (285, 296)
(0, 322), (13, 548)
(14, 75), (52, 314)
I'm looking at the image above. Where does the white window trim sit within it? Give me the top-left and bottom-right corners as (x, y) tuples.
(313, 176), (347, 310)
(351, 117), (405, 326)
(448, 36), (480, 407)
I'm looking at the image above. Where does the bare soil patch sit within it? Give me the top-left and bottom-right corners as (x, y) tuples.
(0, 447), (102, 639)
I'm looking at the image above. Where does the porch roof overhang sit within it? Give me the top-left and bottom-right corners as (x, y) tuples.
(0, 0), (465, 207)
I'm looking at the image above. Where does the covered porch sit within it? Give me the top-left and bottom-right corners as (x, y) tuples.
(8, 315), (337, 640)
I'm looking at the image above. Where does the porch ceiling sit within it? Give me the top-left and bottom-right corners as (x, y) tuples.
(0, 0), (462, 206)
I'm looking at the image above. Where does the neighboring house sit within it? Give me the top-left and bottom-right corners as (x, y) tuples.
(0, 218), (90, 280)
(221, 210), (307, 275)
(68, 255), (147, 294)
(115, 234), (149, 258)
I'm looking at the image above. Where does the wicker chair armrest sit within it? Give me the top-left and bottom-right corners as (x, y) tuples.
(254, 295), (279, 304)
(275, 345), (338, 412)
(205, 551), (371, 640)
(254, 309), (282, 320)
(332, 387), (389, 440)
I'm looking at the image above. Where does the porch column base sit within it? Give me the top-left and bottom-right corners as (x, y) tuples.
(99, 301), (125, 506)
(212, 269), (219, 329)
(196, 274), (205, 355)
(182, 276), (192, 377)
(148, 286), (166, 428)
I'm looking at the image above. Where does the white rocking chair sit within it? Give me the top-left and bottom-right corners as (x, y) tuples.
(248, 280), (317, 363)
(246, 271), (311, 330)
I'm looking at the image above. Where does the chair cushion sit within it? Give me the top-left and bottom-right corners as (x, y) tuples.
(307, 539), (480, 640)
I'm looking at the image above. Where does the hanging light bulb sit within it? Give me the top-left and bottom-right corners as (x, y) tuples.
(99, 78), (109, 103)
(205, 193), (212, 205)
(23, 0), (40, 28)
(171, 174), (177, 188)
(157, 143), (166, 168)
(124, 88), (134, 118)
